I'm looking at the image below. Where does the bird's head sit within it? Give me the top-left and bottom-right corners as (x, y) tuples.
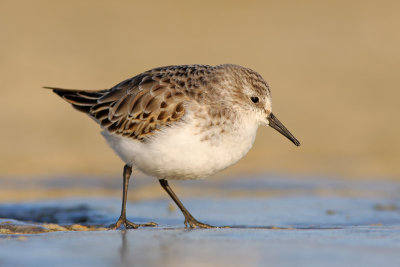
(228, 65), (301, 147)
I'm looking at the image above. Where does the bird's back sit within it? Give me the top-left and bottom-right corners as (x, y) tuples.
(48, 64), (223, 141)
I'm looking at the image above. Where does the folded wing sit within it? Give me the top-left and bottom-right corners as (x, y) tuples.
(47, 72), (188, 141)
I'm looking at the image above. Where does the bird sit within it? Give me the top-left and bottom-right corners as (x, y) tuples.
(46, 64), (300, 229)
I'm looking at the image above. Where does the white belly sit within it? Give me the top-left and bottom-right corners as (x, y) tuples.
(102, 118), (258, 180)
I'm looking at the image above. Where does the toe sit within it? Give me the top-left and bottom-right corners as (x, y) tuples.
(139, 221), (158, 227)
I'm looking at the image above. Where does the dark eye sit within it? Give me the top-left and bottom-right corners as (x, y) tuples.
(251, 96), (259, 103)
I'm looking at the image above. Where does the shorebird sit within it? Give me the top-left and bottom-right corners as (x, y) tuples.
(47, 64), (300, 229)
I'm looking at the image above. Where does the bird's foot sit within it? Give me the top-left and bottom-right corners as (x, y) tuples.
(184, 216), (229, 229)
(110, 216), (158, 230)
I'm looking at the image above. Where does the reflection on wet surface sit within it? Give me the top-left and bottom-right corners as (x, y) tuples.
(2, 226), (399, 267)
(0, 176), (400, 266)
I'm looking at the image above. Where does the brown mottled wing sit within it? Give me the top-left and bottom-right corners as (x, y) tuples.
(48, 70), (190, 141)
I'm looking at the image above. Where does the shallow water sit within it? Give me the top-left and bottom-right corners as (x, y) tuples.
(0, 176), (399, 266)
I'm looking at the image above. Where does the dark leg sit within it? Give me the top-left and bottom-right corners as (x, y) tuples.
(110, 165), (157, 229)
(159, 179), (218, 228)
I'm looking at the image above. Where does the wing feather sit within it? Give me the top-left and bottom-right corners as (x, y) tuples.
(48, 67), (199, 141)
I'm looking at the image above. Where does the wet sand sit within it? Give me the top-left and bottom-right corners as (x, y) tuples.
(0, 176), (399, 266)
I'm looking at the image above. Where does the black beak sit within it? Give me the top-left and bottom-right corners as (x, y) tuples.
(267, 113), (301, 146)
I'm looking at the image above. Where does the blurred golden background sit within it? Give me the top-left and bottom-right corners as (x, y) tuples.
(1, 0), (399, 179)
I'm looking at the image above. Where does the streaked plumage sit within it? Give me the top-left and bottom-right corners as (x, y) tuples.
(48, 64), (300, 228)
(50, 64), (271, 141)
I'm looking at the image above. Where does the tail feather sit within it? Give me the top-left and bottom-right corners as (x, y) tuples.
(44, 87), (108, 113)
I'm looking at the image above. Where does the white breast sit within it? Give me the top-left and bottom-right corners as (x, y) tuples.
(102, 113), (259, 180)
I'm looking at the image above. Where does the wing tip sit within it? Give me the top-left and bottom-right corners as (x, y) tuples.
(43, 86), (74, 98)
